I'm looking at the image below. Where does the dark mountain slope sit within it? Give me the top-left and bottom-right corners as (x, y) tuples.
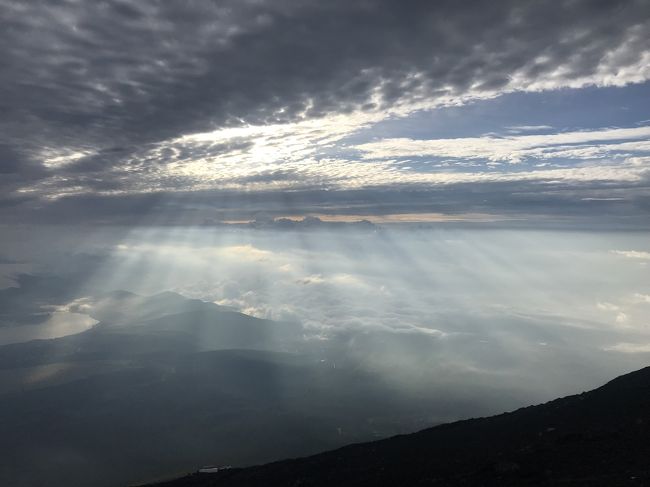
(0, 349), (419, 487)
(0, 292), (463, 487)
(148, 366), (650, 487)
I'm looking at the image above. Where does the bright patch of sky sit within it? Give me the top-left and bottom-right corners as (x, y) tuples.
(347, 82), (650, 141)
(339, 82), (650, 174)
(29, 82), (647, 200)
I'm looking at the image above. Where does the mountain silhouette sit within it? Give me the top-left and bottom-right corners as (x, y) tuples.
(3, 291), (646, 486)
(146, 365), (650, 487)
(0, 291), (476, 487)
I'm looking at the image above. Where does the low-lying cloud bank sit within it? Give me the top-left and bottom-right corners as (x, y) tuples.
(1, 225), (649, 401)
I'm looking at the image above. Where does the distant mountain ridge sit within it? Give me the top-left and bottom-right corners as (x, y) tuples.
(146, 365), (650, 487)
(0, 291), (302, 371)
(0, 291), (465, 487)
(4, 290), (645, 487)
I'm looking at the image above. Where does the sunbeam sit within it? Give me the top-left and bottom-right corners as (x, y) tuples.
(2, 1), (650, 485)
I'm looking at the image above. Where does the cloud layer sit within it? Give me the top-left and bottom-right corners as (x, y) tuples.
(1, 0), (650, 222)
(2, 225), (649, 401)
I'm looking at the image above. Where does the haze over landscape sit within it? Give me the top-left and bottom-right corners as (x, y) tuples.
(0, 1), (649, 485)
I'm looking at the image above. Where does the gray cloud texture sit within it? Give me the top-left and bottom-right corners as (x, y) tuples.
(1, 0), (649, 221)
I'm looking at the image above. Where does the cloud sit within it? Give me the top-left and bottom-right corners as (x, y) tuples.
(633, 293), (650, 304)
(506, 125), (554, 133)
(603, 342), (650, 354)
(1, 0), (650, 216)
(2, 223), (650, 405)
(355, 125), (650, 163)
(12, 123), (650, 206)
(597, 302), (619, 312)
(3, 174), (648, 229)
(610, 250), (650, 260)
(218, 244), (273, 262)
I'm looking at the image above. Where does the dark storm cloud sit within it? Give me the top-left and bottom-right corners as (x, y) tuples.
(1, 0), (649, 197)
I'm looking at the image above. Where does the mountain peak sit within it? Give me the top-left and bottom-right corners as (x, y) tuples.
(598, 365), (650, 391)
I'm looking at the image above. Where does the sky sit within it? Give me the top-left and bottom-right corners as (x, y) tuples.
(0, 0), (650, 411)
(1, 0), (649, 226)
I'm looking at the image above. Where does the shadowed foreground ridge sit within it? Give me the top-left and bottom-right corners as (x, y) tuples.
(148, 366), (650, 487)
